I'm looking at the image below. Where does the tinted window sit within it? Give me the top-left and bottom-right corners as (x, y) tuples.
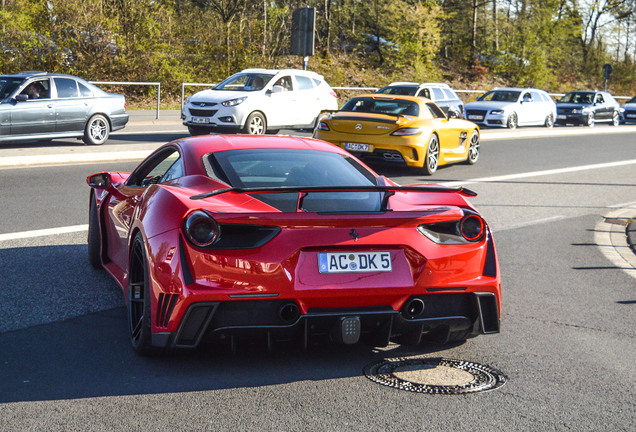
(0, 77), (25, 99)
(480, 90), (521, 102)
(295, 75), (314, 90)
(432, 88), (445, 100)
(425, 102), (446, 118)
(377, 86), (418, 96)
(207, 149), (380, 212)
(341, 97), (419, 116)
(559, 92), (594, 104)
(595, 94), (604, 103)
(78, 82), (93, 97)
(55, 78), (79, 98)
(417, 88), (431, 99)
(20, 79), (51, 100)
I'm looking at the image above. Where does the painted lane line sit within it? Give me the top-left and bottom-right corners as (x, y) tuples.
(496, 215), (567, 232)
(0, 150), (154, 169)
(0, 225), (88, 242)
(441, 159), (636, 187)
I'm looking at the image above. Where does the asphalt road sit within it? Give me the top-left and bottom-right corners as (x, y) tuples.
(0, 122), (635, 431)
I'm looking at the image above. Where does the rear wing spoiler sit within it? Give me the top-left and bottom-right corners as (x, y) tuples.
(190, 185), (477, 212)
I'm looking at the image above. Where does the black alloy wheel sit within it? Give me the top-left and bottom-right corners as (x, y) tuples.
(128, 233), (159, 355)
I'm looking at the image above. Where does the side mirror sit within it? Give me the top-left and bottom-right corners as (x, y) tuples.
(271, 85), (285, 94)
(14, 94), (28, 102)
(447, 110), (459, 119)
(87, 172), (112, 189)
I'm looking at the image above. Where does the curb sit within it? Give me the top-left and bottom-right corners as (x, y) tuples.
(628, 219), (636, 254)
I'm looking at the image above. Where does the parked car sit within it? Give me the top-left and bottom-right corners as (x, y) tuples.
(313, 94), (479, 175)
(0, 71), (128, 145)
(620, 96), (636, 124)
(376, 82), (464, 118)
(87, 134), (501, 354)
(181, 68), (338, 136)
(464, 87), (556, 129)
(556, 90), (620, 127)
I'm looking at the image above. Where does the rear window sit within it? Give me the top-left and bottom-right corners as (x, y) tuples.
(341, 97), (419, 116)
(205, 149), (381, 212)
(377, 86), (418, 96)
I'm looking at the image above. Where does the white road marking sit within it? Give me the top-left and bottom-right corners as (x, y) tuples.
(441, 159), (636, 187)
(496, 216), (567, 232)
(0, 225), (88, 242)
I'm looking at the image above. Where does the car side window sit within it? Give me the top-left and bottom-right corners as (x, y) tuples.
(522, 92), (532, 102)
(425, 102), (446, 119)
(595, 94), (604, 104)
(442, 88), (456, 100)
(273, 76), (293, 92)
(54, 78), (79, 98)
(78, 82), (93, 97)
(19, 79), (51, 100)
(530, 91), (542, 102)
(295, 75), (314, 90)
(128, 148), (183, 187)
(418, 88), (431, 99)
(432, 87), (445, 101)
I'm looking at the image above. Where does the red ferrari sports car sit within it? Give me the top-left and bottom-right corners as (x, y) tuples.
(87, 135), (501, 355)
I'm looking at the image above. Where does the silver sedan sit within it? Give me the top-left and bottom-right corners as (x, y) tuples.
(0, 71), (128, 145)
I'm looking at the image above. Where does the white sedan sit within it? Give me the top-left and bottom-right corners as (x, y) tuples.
(464, 87), (557, 129)
(182, 68), (338, 135)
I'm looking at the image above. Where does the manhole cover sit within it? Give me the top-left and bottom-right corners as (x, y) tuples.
(363, 357), (507, 394)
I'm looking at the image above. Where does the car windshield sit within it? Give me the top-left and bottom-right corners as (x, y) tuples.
(206, 149), (381, 212)
(626, 96), (636, 104)
(479, 90), (521, 102)
(0, 76), (25, 99)
(559, 92), (595, 104)
(377, 86), (418, 96)
(340, 97), (419, 116)
(214, 73), (275, 92)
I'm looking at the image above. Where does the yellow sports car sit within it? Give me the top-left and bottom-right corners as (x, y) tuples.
(313, 94), (479, 175)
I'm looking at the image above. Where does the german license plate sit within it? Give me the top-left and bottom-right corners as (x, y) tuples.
(626, 113), (636, 118)
(345, 142), (371, 152)
(468, 115), (483, 121)
(318, 251), (392, 273)
(557, 114), (566, 119)
(193, 117), (210, 124)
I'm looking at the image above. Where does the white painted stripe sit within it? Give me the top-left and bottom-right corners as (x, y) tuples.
(0, 150), (154, 168)
(441, 159), (636, 187)
(497, 216), (566, 232)
(0, 225), (88, 242)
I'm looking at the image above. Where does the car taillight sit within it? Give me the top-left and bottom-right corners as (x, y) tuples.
(183, 210), (219, 247)
(391, 128), (422, 136)
(417, 210), (485, 244)
(317, 121), (330, 131)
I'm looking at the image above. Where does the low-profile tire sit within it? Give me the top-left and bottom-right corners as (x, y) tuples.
(423, 133), (440, 175)
(83, 114), (110, 145)
(87, 194), (103, 269)
(466, 130), (480, 165)
(506, 112), (518, 129)
(128, 232), (160, 356)
(585, 112), (595, 127)
(544, 113), (554, 128)
(611, 111), (620, 126)
(243, 112), (266, 135)
(188, 125), (210, 136)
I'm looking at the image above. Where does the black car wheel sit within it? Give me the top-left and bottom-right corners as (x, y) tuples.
(83, 114), (110, 145)
(244, 112), (266, 135)
(506, 112), (518, 129)
(611, 111), (620, 126)
(87, 194), (102, 269)
(585, 112), (595, 127)
(188, 125), (210, 136)
(128, 233), (159, 355)
(544, 113), (554, 128)
(466, 130), (480, 165)
(424, 134), (439, 175)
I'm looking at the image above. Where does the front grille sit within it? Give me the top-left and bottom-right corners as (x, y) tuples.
(189, 108), (218, 117)
(558, 108), (572, 114)
(157, 293), (179, 327)
(466, 109), (487, 117)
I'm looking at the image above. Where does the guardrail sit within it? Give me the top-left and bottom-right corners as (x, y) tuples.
(90, 81), (161, 119)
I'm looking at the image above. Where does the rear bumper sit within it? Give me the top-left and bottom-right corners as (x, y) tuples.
(110, 113), (129, 131)
(151, 292), (500, 350)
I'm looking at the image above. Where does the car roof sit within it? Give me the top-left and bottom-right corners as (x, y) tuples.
(238, 68), (325, 79)
(0, 71), (88, 81)
(176, 134), (349, 162)
(490, 87), (545, 92)
(352, 93), (432, 103)
(386, 82), (452, 89)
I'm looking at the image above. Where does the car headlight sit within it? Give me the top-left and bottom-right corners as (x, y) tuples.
(222, 97), (247, 107)
(490, 110), (504, 115)
(391, 127), (423, 136)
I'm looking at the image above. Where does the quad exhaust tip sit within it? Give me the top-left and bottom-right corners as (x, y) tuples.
(402, 298), (425, 319)
(278, 302), (300, 323)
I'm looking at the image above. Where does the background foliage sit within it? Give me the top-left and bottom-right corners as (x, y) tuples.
(1, 0), (634, 105)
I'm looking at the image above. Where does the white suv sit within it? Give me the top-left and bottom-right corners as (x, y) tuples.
(464, 87), (557, 129)
(182, 69), (338, 135)
(376, 82), (465, 118)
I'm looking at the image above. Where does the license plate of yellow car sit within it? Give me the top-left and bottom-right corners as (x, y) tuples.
(345, 142), (372, 152)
